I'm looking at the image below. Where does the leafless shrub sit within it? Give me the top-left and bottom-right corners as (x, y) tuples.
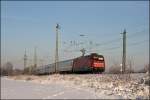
(25, 77), (33, 81)
(138, 64), (150, 73)
(109, 61), (121, 74)
(12, 69), (23, 75)
(1, 62), (13, 76)
(125, 67), (135, 73)
(23, 65), (36, 75)
(109, 65), (121, 74)
(145, 64), (150, 73)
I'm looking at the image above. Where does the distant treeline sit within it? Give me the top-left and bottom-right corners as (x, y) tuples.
(1, 62), (14, 76)
(108, 63), (149, 74)
(1, 62), (149, 76)
(0, 62), (36, 76)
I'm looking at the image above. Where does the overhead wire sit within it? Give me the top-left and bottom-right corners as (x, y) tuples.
(62, 27), (148, 55)
(87, 39), (148, 53)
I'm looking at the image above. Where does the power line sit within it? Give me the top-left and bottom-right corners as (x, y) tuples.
(62, 27), (148, 46)
(93, 38), (121, 46)
(63, 39), (148, 54)
(86, 39), (148, 53)
(68, 29), (148, 50)
(128, 29), (148, 39)
(128, 39), (148, 46)
(62, 29), (148, 55)
(94, 29), (148, 47)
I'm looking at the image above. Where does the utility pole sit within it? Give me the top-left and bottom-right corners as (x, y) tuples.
(24, 49), (27, 70)
(55, 23), (60, 73)
(121, 29), (127, 74)
(34, 47), (37, 68)
(89, 41), (93, 52)
(30, 47), (37, 74)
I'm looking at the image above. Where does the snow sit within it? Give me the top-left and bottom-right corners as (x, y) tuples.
(7, 73), (150, 99)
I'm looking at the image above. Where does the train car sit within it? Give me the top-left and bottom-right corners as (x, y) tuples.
(57, 59), (73, 72)
(34, 66), (45, 75)
(34, 59), (73, 75)
(73, 53), (105, 72)
(44, 63), (55, 74)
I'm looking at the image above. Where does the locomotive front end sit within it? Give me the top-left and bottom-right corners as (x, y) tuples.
(91, 53), (105, 72)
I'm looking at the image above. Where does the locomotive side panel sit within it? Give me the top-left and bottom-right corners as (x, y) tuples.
(73, 56), (92, 72)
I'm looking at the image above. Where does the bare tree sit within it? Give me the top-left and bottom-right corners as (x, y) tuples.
(12, 68), (23, 75)
(145, 63), (150, 73)
(1, 62), (13, 76)
(138, 64), (150, 73)
(109, 62), (121, 74)
(23, 65), (35, 75)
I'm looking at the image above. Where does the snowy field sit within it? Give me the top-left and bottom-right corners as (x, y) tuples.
(2, 73), (150, 99)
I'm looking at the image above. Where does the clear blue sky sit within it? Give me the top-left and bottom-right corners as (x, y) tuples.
(1, 1), (149, 71)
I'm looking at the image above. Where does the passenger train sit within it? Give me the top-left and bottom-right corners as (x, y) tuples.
(34, 53), (105, 74)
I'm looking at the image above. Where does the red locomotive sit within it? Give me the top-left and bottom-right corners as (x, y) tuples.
(73, 53), (105, 73)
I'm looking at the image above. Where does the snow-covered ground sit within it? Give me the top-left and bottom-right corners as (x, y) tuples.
(3, 73), (150, 99)
(1, 76), (123, 99)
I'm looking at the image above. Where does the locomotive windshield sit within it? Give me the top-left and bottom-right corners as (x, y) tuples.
(93, 56), (104, 60)
(90, 53), (104, 61)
